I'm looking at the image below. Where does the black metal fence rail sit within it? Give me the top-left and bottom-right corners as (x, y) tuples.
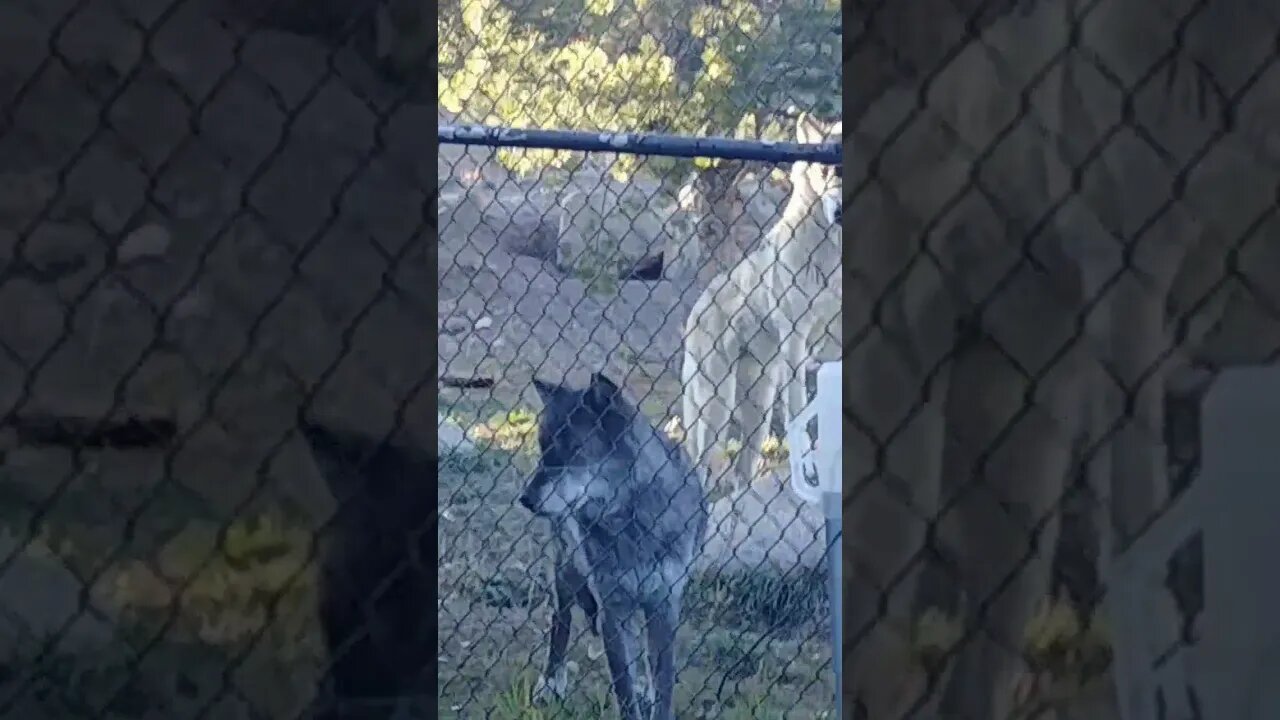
(439, 124), (842, 164)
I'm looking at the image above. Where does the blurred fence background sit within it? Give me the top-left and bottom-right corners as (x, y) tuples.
(1, 0), (447, 718)
(5, 0), (1280, 719)
(840, 2), (1280, 719)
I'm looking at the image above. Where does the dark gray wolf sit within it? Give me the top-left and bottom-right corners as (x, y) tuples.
(299, 420), (435, 720)
(519, 372), (708, 720)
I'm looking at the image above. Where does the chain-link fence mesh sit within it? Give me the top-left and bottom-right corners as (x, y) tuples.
(842, 1), (1280, 719)
(438, 0), (843, 717)
(2, 1), (443, 718)
(5, 0), (1280, 718)
(3, 0), (842, 716)
(438, 125), (841, 719)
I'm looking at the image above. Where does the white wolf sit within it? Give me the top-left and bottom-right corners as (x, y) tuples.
(680, 114), (842, 492)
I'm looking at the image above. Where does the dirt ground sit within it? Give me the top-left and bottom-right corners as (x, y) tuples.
(436, 434), (837, 719)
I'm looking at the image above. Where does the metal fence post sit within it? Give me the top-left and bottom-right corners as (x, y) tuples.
(825, 490), (843, 719)
(787, 360), (843, 718)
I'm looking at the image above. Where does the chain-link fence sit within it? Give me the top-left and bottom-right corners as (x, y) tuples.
(438, 0), (843, 716)
(438, 120), (842, 720)
(5, 0), (1280, 719)
(2, 0), (845, 717)
(439, 0), (1280, 719)
(841, 1), (1280, 719)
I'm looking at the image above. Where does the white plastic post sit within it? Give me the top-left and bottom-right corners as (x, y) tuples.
(787, 360), (841, 717)
(787, 361), (842, 501)
(1107, 366), (1280, 720)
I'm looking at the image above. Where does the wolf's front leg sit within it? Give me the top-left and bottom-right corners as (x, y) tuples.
(533, 562), (580, 704)
(598, 604), (646, 720)
(844, 324), (951, 718)
(643, 598), (680, 720)
(782, 325), (810, 417)
(734, 328), (784, 487)
(937, 338), (1075, 720)
(681, 320), (736, 491)
(779, 328), (814, 456)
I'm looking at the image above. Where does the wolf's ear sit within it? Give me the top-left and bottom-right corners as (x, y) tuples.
(586, 372), (621, 410)
(795, 113), (826, 144)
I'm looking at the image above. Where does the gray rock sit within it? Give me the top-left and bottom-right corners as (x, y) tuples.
(440, 316), (470, 335)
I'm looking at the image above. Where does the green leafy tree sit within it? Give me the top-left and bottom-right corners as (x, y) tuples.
(436, 0), (840, 181)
